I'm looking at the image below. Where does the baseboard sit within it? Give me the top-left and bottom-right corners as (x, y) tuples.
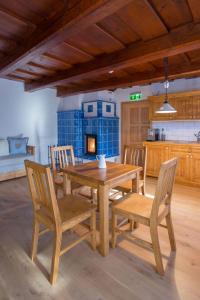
(0, 170), (26, 182)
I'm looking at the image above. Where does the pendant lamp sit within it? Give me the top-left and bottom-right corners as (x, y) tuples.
(156, 58), (177, 114)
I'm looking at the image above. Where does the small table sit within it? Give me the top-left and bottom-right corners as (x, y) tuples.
(62, 161), (142, 257)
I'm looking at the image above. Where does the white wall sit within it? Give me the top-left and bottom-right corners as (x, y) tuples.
(151, 121), (200, 141)
(0, 79), (59, 163)
(58, 90), (115, 111)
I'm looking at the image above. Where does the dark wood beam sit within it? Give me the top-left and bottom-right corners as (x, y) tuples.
(94, 24), (125, 48)
(145, 0), (169, 32)
(42, 54), (72, 68)
(26, 22), (200, 92)
(63, 41), (94, 59)
(0, 5), (36, 29)
(57, 61), (200, 97)
(0, 0), (133, 76)
(187, 0), (200, 22)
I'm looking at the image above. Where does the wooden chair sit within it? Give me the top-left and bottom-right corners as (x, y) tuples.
(112, 145), (147, 198)
(50, 145), (79, 194)
(112, 157), (178, 275)
(25, 160), (96, 285)
(50, 145), (93, 200)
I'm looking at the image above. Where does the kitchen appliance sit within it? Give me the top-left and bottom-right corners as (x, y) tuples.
(147, 128), (160, 141)
(194, 131), (200, 142)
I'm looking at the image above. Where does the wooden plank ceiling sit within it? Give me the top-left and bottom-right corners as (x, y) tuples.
(0, 0), (200, 97)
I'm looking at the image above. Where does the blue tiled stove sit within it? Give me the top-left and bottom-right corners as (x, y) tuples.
(57, 100), (119, 160)
(57, 110), (83, 157)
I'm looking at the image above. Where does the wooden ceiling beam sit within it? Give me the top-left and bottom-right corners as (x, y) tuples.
(25, 22), (200, 92)
(187, 0), (200, 22)
(42, 54), (72, 68)
(63, 41), (94, 59)
(0, 34), (18, 48)
(94, 24), (125, 47)
(0, 0), (133, 76)
(57, 61), (200, 97)
(144, 0), (169, 32)
(0, 5), (36, 29)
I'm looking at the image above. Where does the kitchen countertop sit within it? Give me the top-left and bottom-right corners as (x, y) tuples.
(143, 140), (200, 146)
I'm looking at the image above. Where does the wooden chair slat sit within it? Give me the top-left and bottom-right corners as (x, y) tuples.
(50, 145), (95, 201)
(111, 144), (147, 198)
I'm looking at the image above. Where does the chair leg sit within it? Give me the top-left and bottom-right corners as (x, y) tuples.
(50, 231), (62, 285)
(90, 211), (96, 251)
(111, 211), (117, 248)
(141, 184), (145, 196)
(91, 188), (95, 203)
(150, 224), (164, 275)
(31, 219), (40, 261)
(129, 219), (138, 230)
(166, 213), (176, 251)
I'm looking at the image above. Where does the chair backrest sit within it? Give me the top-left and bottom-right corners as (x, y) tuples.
(123, 144), (147, 180)
(151, 157), (178, 221)
(50, 145), (75, 175)
(25, 160), (61, 228)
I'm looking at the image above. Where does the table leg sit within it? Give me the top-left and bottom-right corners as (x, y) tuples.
(132, 171), (140, 193)
(98, 184), (109, 257)
(63, 174), (71, 195)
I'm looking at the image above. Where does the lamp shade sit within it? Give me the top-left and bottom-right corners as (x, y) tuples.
(156, 100), (177, 114)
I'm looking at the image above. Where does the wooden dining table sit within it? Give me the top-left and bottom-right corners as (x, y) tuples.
(62, 161), (142, 257)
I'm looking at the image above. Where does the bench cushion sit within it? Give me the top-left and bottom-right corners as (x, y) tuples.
(0, 139), (9, 156)
(0, 153), (34, 173)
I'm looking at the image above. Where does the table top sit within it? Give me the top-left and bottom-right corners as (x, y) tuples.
(62, 161), (142, 185)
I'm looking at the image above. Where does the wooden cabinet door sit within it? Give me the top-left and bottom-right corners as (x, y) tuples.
(192, 96), (200, 119)
(174, 97), (193, 120)
(169, 146), (191, 184)
(190, 147), (200, 185)
(146, 145), (170, 177)
(121, 101), (149, 155)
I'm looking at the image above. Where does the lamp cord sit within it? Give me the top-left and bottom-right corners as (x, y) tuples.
(164, 57), (169, 103)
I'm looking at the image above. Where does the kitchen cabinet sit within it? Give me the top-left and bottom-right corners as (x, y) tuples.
(192, 96), (200, 119)
(190, 147), (200, 185)
(143, 141), (200, 187)
(149, 90), (200, 121)
(169, 146), (191, 184)
(146, 144), (170, 177)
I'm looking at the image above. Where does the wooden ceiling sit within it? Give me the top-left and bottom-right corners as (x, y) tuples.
(0, 0), (200, 97)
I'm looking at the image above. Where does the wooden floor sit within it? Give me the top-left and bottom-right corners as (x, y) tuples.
(0, 177), (199, 300)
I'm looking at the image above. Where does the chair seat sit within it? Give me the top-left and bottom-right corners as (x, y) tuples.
(58, 195), (96, 231)
(113, 194), (153, 225)
(36, 194), (96, 232)
(114, 179), (144, 193)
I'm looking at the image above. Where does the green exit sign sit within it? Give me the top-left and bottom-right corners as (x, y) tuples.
(129, 92), (143, 101)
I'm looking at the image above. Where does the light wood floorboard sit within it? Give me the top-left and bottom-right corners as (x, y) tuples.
(0, 177), (199, 300)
